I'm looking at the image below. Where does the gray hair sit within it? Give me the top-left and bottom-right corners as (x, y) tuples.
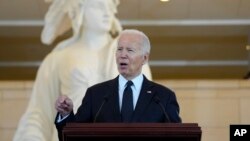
(119, 29), (151, 55)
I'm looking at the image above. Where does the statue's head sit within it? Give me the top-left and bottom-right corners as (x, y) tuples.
(41, 0), (121, 45)
(69, 0), (122, 38)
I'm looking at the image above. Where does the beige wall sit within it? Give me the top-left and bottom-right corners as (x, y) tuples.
(157, 79), (250, 141)
(0, 81), (32, 141)
(0, 80), (250, 141)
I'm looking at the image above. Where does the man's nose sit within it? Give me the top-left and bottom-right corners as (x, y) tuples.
(120, 50), (128, 58)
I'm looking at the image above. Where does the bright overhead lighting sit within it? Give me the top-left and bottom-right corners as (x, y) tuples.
(160, 0), (169, 2)
(246, 45), (250, 50)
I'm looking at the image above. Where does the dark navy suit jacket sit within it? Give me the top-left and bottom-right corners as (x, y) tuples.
(55, 75), (181, 140)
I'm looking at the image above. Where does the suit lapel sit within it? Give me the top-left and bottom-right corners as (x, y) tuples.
(106, 76), (122, 122)
(131, 76), (155, 122)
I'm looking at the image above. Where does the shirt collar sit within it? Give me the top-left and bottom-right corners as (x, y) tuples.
(119, 74), (143, 90)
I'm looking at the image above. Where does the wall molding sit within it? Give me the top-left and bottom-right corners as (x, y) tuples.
(1, 19), (250, 27)
(0, 60), (247, 67)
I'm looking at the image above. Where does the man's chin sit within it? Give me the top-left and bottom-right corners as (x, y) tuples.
(120, 72), (128, 77)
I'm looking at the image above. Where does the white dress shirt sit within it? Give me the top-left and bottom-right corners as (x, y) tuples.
(118, 74), (144, 111)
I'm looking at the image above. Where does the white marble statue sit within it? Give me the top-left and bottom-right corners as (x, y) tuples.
(13, 0), (152, 141)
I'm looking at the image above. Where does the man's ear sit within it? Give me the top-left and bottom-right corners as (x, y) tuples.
(143, 53), (149, 65)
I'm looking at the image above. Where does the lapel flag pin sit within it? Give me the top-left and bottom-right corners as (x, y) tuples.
(147, 91), (152, 94)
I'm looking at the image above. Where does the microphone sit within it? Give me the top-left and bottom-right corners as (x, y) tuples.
(93, 94), (110, 122)
(153, 95), (170, 122)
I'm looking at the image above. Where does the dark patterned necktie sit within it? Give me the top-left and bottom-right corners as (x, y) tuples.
(121, 81), (133, 122)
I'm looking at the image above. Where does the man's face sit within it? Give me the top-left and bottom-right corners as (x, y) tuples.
(116, 33), (148, 80)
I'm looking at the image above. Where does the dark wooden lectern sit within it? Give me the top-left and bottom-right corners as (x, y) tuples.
(62, 123), (201, 141)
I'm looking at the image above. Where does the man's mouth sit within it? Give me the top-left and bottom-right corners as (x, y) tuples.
(120, 63), (128, 69)
(120, 63), (127, 66)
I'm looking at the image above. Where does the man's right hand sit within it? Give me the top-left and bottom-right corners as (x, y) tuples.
(55, 95), (73, 117)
